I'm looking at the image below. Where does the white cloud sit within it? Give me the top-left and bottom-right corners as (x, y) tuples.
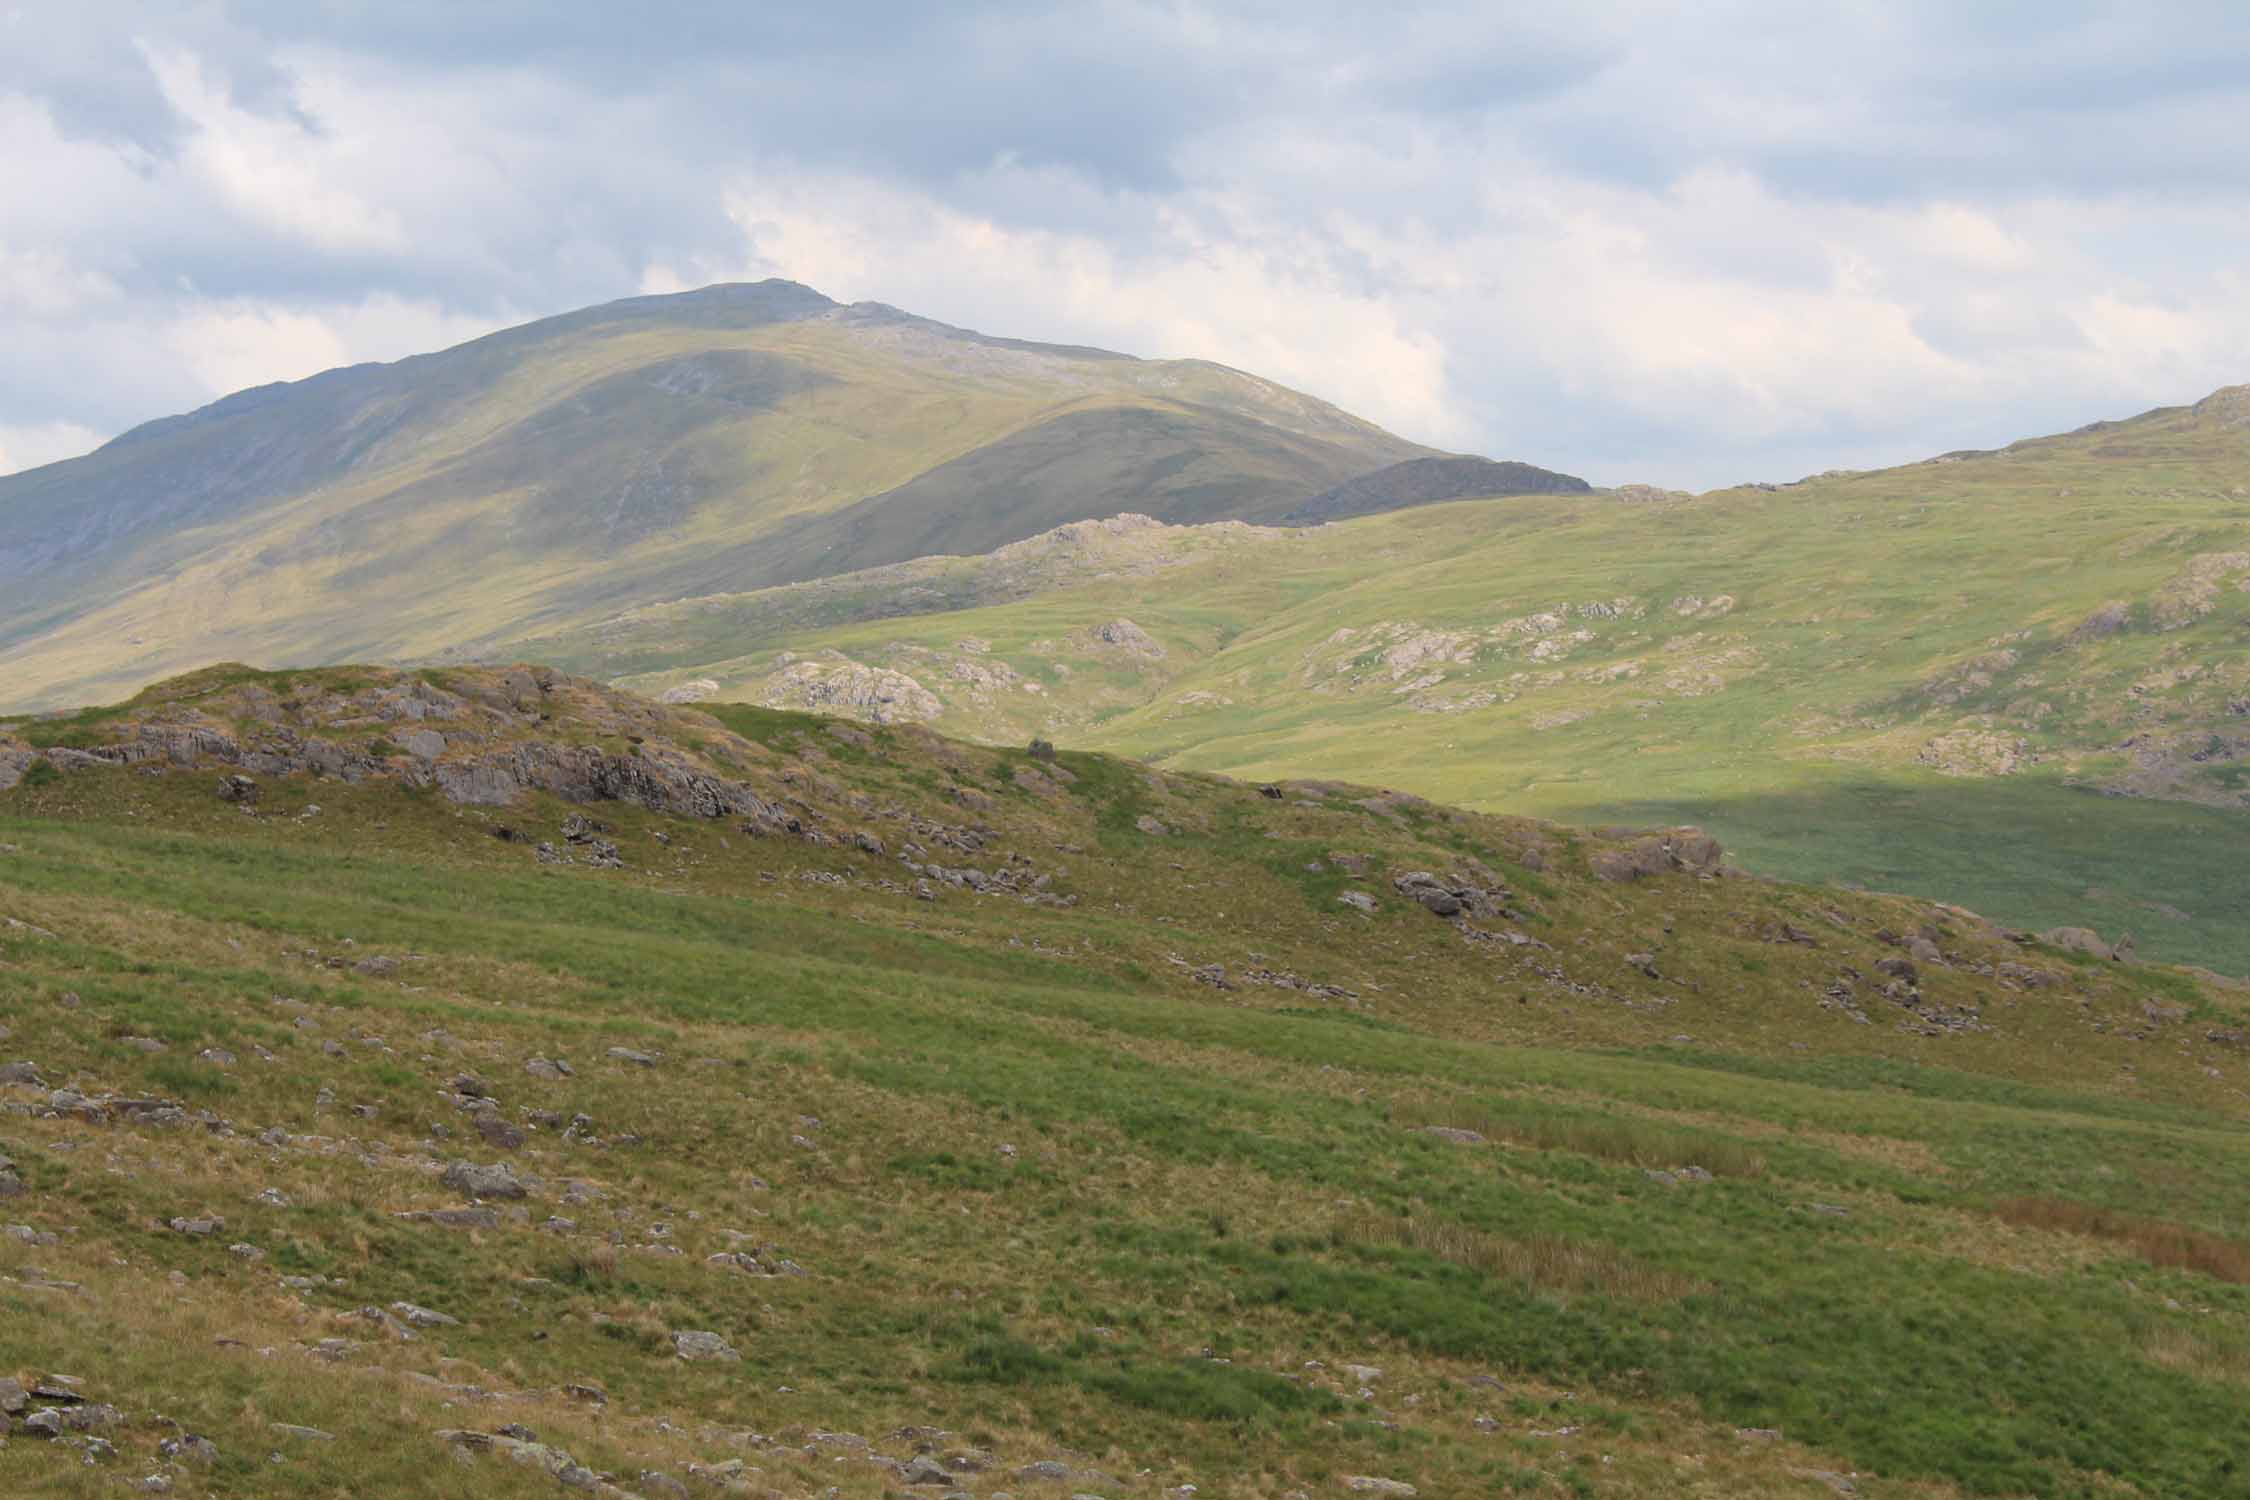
(0, 419), (105, 475)
(709, 169), (1472, 447)
(164, 293), (509, 396)
(139, 42), (404, 254)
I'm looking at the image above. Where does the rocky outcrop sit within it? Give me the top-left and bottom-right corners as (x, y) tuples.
(1589, 829), (1725, 882)
(0, 665), (833, 842)
(760, 659), (941, 723)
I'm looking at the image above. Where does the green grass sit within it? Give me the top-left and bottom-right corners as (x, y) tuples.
(4, 668), (2250, 1495)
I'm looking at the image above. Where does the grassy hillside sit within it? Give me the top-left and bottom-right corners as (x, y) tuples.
(0, 285), (1433, 713)
(528, 389), (2250, 972)
(2, 664), (2248, 1497)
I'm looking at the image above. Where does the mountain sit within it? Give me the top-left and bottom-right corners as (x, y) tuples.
(517, 386), (2250, 973)
(0, 281), (1437, 712)
(1280, 454), (1591, 523)
(2, 662), (2247, 1497)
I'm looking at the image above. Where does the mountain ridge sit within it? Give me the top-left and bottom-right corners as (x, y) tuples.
(0, 279), (1452, 711)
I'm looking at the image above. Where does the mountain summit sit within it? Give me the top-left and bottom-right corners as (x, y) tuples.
(0, 280), (1535, 711)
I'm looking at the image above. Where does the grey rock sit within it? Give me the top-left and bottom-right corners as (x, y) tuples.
(439, 1160), (527, 1199)
(160, 1434), (220, 1465)
(0, 1376), (24, 1413)
(270, 1423), (335, 1441)
(903, 1456), (955, 1485)
(473, 1114), (528, 1150)
(391, 1301), (460, 1328)
(605, 1046), (661, 1067)
(1420, 1126), (1487, 1146)
(23, 1403), (122, 1436)
(0, 1059), (43, 1086)
(1341, 1480), (1417, 1497)
(401, 1206), (503, 1230)
(169, 1215), (225, 1235)
(525, 1056), (573, 1080)
(216, 774), (259, 804)
(1338, 891), (1378, 913)
(672, 1329), (740, 1362)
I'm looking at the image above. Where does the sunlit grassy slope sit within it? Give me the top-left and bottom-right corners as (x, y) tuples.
(2, 664), (2249, 1497)
(535, 388), (2250, 972)
(0, 283), (1428, 713)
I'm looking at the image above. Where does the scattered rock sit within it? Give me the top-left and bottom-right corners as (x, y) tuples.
(903, 1456), (955, 1485)
(216, 774), (259, 804)
(474, 1114), (528, 1150)
(605, 1046), (661, 1067)
(525, 1056), (573, 1080)
(1417, 1127), (1485, 1145)
(392, 1301), (460, 1328)
(1134, 814), (1172, 837)
(672, 1329), (740, 1362)
(159, 1434), (220, 1465)
(1341, 1479), (1418, 1497)
(1338, 890), (1378, 913)
(438, 1160), (528, 1200)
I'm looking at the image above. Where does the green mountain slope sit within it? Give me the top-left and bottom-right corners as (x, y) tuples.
(0, 283), (1434, 712)
(526, 388), (2250, 971)
(2, 664), (2248, 1497)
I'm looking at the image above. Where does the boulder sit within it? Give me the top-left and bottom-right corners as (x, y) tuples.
(672, 1329), (741, 1362)
(2040, 927), (2116, 961)
(1590, 829), (1724, 882)
(439, 1160), (527, 1200)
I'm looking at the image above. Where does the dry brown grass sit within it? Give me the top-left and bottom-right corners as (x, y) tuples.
(1991, 1197), (2250, 1285)
(2141, 1323), (2250, 1385)
(1334, 1210), (1704, 1301)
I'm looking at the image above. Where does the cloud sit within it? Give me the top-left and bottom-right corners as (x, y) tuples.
(0, 420), (105, 476)
(2, 3), (2249, 488)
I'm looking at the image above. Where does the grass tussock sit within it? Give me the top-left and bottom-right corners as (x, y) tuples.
(1394, 1099), (1767, 1178)
(1992, 1196), (2250, 1284)
(1333, 1211), (1703, 1302)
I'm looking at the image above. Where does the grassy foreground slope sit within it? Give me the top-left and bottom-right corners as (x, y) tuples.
(548, 387), (2250, 972)
(0, 282), (1432, 713)
(3, 665), (2250, 1498)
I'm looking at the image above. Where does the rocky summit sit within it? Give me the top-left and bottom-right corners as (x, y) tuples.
(2, 661), (2248, 1497)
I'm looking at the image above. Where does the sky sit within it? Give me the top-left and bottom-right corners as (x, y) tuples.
(4, 1), (2250, 489)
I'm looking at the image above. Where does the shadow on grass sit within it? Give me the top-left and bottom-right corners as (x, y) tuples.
(1561, 773), (2250, 977)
